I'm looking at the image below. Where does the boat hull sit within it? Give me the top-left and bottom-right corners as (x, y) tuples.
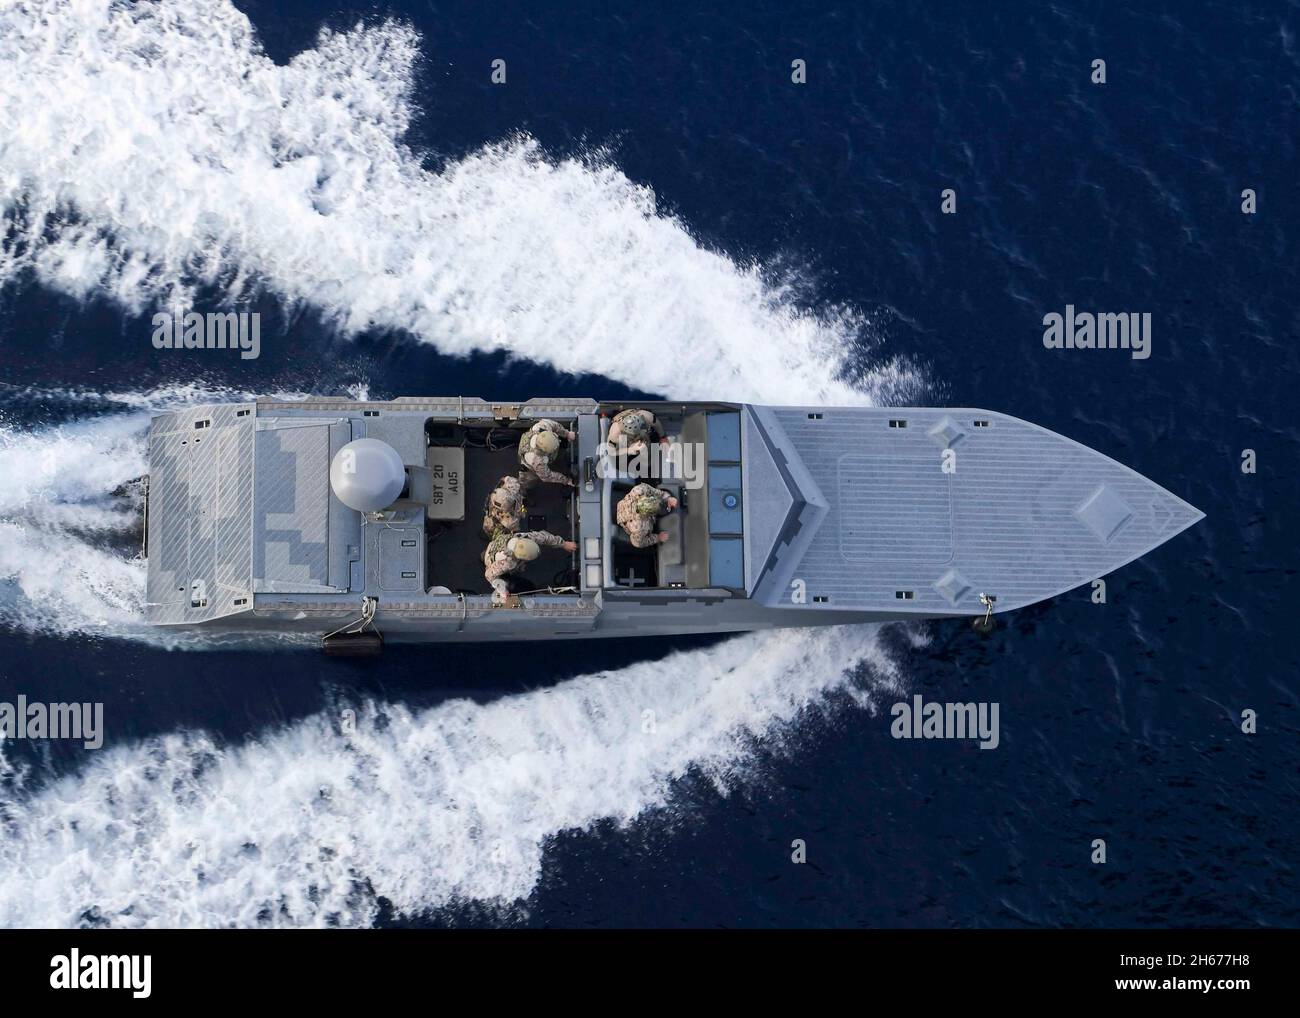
(141, 397), (1202, 647)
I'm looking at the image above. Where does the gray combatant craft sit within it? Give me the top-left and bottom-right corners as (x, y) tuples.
(141, 398), (1203, 654)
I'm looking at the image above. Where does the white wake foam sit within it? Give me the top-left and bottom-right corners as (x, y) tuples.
(0, 0), (916, 404)
(0, 622), (907, 927)
(0, 410), (150, 636)
(0, 0), (924, 927)
(0, 385), (314, 644)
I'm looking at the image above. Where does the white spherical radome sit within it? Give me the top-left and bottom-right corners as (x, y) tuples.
(329, 438), (406, 513)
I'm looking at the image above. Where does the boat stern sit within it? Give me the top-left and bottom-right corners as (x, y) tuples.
(145, 403), (258, 625)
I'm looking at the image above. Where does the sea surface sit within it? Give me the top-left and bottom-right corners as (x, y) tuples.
(0, 0), (1296, 927)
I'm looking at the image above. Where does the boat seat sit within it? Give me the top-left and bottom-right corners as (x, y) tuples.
(602, 432), (680, 485)
(609, 481), (680, 521)
(603, 457), (658, 484)
(608, 481), (686, 579)
(656, 482), (685, 580)
(657, 512), (684, 568)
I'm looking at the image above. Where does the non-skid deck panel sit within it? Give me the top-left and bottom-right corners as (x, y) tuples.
(836, 452), (953, 565)
(766, 407), (1202, 614)
(252, 423), (333, 590)
(146, 403), (256, 624)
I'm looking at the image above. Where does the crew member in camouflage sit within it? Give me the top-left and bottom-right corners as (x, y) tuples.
(606, 408), (666, 460)
(481, 474), (527, 537)
(615, 483), (679, 548)
(518, 419), (576, 486)
(483, 529), (577, 602)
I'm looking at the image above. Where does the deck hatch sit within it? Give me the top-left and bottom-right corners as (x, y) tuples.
(708, 464), (743, 534)
(379, 528), (423, 591)
(706, 412), (742, 462)
(709, 536), (744, 588)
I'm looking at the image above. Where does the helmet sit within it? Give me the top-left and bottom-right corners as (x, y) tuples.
(619, 411), (649, 438)
(491, 489), (514, 511)
(507, 536), (540, 561)
(532, 430), (560, 456)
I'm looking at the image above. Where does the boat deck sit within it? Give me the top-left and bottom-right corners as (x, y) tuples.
(751, 406), (1204, 615)
(427, 440), (577, 595)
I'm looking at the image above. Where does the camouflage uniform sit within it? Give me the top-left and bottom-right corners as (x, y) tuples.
(483, 529), (569, 600)
(481, 475), (526, 537)
(518, 419), (576, 486)
(615, 483), (673, 548)
(606, 408), (665, 460)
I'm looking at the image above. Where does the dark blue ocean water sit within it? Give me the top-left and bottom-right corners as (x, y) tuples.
(0, 0), (1296, 927)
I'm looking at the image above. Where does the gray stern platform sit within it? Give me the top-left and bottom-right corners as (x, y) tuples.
(145, 403), (258, 625)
